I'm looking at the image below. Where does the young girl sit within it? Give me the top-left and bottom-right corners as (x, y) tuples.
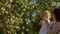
(39, 10), (52, 34)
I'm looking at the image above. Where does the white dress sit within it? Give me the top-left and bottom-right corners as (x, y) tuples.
(39, 20), (51, 34)
(39, 23), (47, 34)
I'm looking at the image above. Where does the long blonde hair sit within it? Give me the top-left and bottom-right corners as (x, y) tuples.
(41, 10), (51, 20)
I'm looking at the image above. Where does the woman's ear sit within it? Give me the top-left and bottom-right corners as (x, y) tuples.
(52, 14), (56, 21)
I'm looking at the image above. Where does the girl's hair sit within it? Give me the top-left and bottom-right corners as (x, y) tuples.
(41, 9), (51, 19)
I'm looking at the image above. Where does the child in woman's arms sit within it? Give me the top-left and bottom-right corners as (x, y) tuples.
(39, 10), (51, 34)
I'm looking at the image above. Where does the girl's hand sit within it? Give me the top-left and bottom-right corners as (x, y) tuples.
(39, 20), (46, 26)
(42, 15), (49, 21)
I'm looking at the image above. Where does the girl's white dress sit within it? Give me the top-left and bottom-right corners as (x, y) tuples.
(39, 20), (51, 34)
(39, 23), (47, 34)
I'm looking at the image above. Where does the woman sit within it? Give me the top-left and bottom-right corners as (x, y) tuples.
(51, 8), (60, 34)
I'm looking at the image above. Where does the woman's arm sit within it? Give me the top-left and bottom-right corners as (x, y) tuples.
(47, 26), (51, 34)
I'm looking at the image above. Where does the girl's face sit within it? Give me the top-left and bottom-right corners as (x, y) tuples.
(42, 11), (51, 20)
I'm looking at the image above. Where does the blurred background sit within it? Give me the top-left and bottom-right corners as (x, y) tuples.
(0, 0), (60, 34)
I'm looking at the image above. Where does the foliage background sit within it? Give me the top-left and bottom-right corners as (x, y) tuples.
(0, 0), (60, 34)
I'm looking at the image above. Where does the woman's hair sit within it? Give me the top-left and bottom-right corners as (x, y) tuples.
(53, 8), (60, 22)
